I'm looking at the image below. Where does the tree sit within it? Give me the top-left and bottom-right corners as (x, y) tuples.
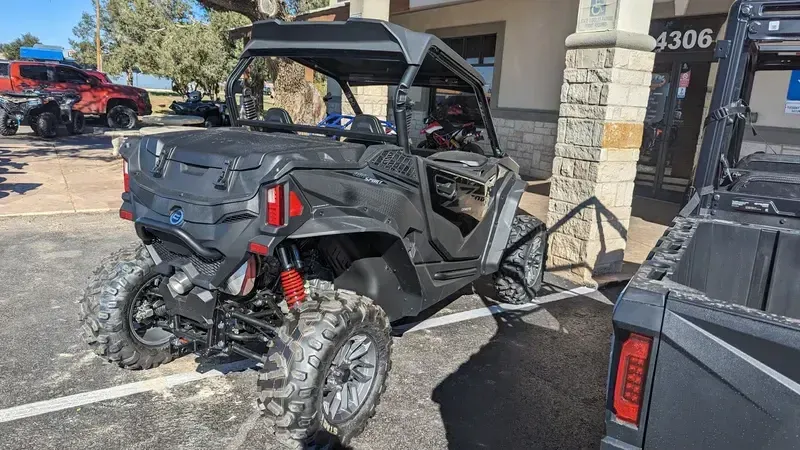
(157, 10), (250, 98)
(103, 0), (195, 85)
(197, 0), (327, 124)
(0, 33), (41, 60)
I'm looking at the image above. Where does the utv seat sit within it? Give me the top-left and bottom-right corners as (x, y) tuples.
(262, 107), (296, 133)
(345, 114), (386, 146)
(263, 107), (293, 124)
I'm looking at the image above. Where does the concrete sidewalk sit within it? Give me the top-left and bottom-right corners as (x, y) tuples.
(0, 133), (122, 216)
(0, 132), (675, 281)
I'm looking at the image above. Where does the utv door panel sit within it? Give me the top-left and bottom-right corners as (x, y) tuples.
(421, 158), (500, 261)
(644, 299), (800, 449)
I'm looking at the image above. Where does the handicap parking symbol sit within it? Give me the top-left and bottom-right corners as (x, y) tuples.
(590, 0), (606, 17)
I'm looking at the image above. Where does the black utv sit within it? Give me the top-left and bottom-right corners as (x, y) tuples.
(80, 19), (546, 448)
(603, 1), (800, 449)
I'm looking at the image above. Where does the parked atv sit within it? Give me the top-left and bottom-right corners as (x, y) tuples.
(81, 19), (545, 448)
(169, 90), (229, 128)
(0, 90), (85, 138)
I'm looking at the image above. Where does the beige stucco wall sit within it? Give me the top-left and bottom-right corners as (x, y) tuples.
(749, 71), (798, 129)
(391, 0), (578, 112)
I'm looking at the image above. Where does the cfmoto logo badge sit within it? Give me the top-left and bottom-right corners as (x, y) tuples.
(169, 208), (185, 226)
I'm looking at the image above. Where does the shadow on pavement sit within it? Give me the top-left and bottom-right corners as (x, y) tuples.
(0, 134), (116, 161)
(0, 150), (40, 199)
(432, 283), (614, 449)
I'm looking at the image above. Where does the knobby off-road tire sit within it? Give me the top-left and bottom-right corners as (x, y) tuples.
(494, 214), (546, 304)
(36, 112), (58, 138)
(203, 114), (221, 128)
(79, 244), (177, 370)
(66, 111), (86, 135)
(0, 111), (18, 136)
(258, 290), (392, 449)
(107, 105), (137, 129)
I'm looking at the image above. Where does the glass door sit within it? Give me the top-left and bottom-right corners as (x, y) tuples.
(636, 61), (674, 197)
(636, 56), (712, 203)
(656, 60), (711, 201)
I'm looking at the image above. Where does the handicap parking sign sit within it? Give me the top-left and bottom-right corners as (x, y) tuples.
(786, 70), (800, 114)
(578, 0), (617, 33)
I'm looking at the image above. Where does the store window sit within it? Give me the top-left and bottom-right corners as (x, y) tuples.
(429, 33), (497, 125)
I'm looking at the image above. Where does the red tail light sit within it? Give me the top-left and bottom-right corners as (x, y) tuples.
(122, 160), (130, 193)
(288, 191), (304, 217)
(613, 333), (652, 425)
(119, 209), (133, 221)
(266, 185), (284, 226)
(248, 242), (269, 255)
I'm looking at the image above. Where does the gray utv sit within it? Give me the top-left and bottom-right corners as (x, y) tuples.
(80, 19), (546, 448)
(603, 1), (800, 449)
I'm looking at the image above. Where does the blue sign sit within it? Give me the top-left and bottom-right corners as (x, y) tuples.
(169, 209), (185, 226)
(786, 70), (800, 115)
(788, 70), (800, 101)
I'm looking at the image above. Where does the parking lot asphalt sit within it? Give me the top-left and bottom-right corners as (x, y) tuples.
(0, 212), (621, 450)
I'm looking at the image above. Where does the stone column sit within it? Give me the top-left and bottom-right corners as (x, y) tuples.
(546, 0), (656, 285)
(344, 0), (391, 120)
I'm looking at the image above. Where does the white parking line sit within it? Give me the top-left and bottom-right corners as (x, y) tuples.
(398, 286), (597, 333)
(0, 286), (598, 424)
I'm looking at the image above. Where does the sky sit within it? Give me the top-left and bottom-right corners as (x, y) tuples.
(0, 0), (203, 89)
(0, 0), (91, 50)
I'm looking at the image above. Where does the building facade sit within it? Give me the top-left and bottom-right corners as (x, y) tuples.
(325, 0), (798, 202)
(313, 0), (797, 282)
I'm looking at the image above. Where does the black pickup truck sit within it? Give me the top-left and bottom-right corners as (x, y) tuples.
(603, 2), (800, 449)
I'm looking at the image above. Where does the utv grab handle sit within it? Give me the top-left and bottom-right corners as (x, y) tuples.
(135, 217), (223, 260)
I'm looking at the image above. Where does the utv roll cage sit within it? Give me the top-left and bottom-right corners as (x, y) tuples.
(224, 18), (501, 157)
(690, 0), (800, 213)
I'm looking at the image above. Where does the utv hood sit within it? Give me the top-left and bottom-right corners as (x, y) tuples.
(120, 127), (367, 206)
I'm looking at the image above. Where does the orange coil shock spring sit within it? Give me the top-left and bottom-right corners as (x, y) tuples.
(281, 268), (306, 307)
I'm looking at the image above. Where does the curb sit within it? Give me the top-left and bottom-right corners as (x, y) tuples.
(0, 208), (116, 218)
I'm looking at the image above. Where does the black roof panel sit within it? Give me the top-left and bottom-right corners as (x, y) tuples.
(242, 18), (486, 91)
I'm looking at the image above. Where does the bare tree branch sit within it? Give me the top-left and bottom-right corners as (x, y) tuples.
(197, 0), (263, 21)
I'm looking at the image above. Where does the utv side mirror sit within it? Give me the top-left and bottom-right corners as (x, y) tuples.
(88, 77), (99, 87)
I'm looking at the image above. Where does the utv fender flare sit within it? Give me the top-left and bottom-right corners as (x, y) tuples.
(288, 218), (423, 321)
(481, 177), (534, 274)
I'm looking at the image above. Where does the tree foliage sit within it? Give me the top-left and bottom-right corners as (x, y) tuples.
(67, 0), (326, 121)
(0, 33), (42, 60)
(156, 10), (250, 97)
(197, 0), (328, 123)
(105, 0), (194, 84)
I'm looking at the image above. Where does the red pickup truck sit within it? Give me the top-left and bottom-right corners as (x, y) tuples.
(0, 60), (151, 129)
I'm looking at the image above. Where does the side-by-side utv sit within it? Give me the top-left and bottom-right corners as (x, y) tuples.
(80, 19), (546, 448)
(603, 1), (800, 449)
